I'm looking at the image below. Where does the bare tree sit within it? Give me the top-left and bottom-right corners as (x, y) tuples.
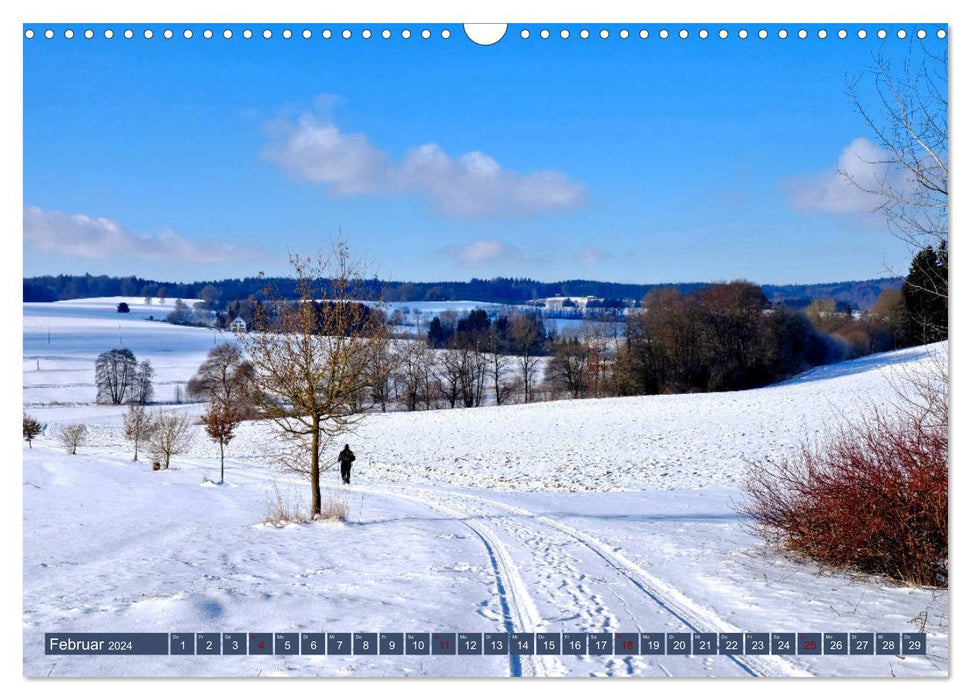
(437, 348), (464, 408)
(95, 348), (137, 405)
(549, 336), (591, 399)
(847, 44), (947, 250)
(23, 412), (42, 448)
(434, 342), (489, 409)
(202, 402), (241, 483)
(241, 241), (387, 518)
(510, 314), (543, 403)
(486, 330), (512, 406)
(186, 343), (255, 415)
(167, 299), (193, 325)
(394, 340), (435, 411)
(57, 424), (87, 455)
(842, 41), (948, 354)
(365, 341), (399, 412)
(131, 359), (155, 405)
(123, 403), (156, 461)
(582, 321), (615, 398)
(459, 344), (488, 408)
(148, 413), (195, 469)
(845, 44), (947, 307)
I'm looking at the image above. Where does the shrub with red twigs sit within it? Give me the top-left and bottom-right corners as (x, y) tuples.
(743, 380), (947, 587)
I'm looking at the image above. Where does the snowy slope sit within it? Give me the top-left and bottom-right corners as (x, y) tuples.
(22, 300), (948, 677)
(352, 344), (943, 492)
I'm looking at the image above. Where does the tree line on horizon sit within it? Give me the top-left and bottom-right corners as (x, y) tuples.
(22, 272), (901, 311)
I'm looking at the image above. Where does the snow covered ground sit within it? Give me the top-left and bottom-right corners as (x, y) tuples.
(22, 298), (949, 677)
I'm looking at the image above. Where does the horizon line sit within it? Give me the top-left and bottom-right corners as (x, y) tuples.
(22, 272), (903, 290)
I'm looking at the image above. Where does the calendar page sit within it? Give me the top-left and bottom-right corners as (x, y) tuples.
(22, 20), (948, 679)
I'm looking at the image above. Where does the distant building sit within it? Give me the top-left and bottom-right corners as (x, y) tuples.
(229, 317), (247, 333)
(544, 296), (601, 311)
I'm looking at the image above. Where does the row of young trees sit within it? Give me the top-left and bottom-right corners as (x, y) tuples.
(122, 407), (196, 469)
(22, 408), (197, 470)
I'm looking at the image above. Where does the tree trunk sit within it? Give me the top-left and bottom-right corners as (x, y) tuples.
(219, 441), (225, 483)
(310, 415), (322, 518)
(133, 439), (138, 462)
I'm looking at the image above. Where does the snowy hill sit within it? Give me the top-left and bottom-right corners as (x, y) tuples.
(22, 300), (948, 677)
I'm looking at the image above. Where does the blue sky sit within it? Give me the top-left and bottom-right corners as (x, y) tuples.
(23, 23), (943, 284)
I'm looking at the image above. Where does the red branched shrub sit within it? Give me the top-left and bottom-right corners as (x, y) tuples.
(743, 384), (947, 587)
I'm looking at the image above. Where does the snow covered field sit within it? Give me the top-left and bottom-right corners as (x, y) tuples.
(22, 298), (949, 677)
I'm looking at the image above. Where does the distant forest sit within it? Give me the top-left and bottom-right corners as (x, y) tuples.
(23, 273), (902, 310)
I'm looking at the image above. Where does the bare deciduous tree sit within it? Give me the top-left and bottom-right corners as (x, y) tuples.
(95, 348), (137, 405)
(437, 348), (464, 409)
(394, 340), (436, 411)
(461, 345), (488, 408)
(241, 241), (387, 518)
(94, 349), (153, 405)
(123, 403), (156, 461)
(549, 336), (591, 399)
(131, 359), (154, 405)
(844, 42), (948, 349)
(846, 45), (947, 257)
(23, 413), (42, 448)
(365, 342), (399, 412)
(187, 343), (255, 415)
(57, 424), (87, 455)
(487, 330), (512, 406)
(582, 321), (615, 398)
(148, 413), (195, 470)
(510, 314), (543, 403)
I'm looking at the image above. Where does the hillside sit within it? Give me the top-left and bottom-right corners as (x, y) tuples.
(22, 299), (947, 677)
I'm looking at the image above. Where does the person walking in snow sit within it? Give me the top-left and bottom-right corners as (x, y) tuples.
(338, 444), (356, 485)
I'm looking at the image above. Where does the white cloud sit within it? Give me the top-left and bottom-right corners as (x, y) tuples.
(443, 238), (520, 265)
(575, 246), (613, 268)
(263, 115), (388, 195)
(263, 111), (585, 218)
(23, 206), (255, 262)
(784, 137), (910, 214)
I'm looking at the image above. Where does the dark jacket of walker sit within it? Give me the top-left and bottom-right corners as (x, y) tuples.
(338, 445), (356, 484)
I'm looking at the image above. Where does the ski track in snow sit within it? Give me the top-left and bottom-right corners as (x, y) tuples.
(358, 483), (802, 677)
(350, 485), (559, 677)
